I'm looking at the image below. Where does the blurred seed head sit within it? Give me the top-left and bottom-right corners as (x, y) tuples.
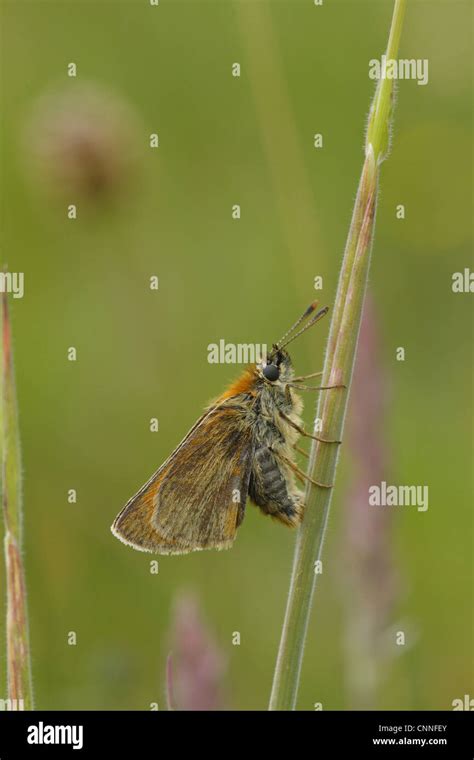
(166, 593), (227, 711)
(24, 83), (141, 202)
(344, 296), (398, 625)
(341, 297), (401, 708)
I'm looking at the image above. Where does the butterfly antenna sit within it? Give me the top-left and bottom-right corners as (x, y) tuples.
(278, 306), (329, 350)
(275, 301), (320, 349)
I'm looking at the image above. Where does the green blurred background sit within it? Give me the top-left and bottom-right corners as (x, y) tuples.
(1, 0), (472, 710)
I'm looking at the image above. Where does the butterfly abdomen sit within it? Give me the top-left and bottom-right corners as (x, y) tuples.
(249, 445), (303, 526)
(249, 430), (302, 525)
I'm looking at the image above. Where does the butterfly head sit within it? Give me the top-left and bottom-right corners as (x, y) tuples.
(258, 302), (328, 385)
(259, 346), (294, 385)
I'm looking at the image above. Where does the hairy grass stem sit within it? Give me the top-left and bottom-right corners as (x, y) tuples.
(269, 0), (407, 710)
(1, 291), (34, 710)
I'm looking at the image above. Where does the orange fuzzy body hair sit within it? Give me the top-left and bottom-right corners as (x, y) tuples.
(215, 367), (259, 403)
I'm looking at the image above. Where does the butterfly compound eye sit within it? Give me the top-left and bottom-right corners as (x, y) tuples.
(263, 363), (280, 382)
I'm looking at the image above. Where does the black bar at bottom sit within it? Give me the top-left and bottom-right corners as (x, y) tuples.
(0, 710), (472, 757)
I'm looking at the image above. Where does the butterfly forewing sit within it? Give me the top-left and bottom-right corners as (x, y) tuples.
(112, 404), (254, 554)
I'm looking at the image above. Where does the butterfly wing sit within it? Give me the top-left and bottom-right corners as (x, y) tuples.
(111, 404), (254, 555)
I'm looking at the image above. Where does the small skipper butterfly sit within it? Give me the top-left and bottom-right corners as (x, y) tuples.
(111, 303), (342, 554)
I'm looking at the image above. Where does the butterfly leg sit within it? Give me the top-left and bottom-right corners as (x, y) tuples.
(279, 410), (342, 445)
(271, 447), (333, 489)
(291, 370), (323, 382)
(289, 382), (347, 391)
(294, 444), (309, 459)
